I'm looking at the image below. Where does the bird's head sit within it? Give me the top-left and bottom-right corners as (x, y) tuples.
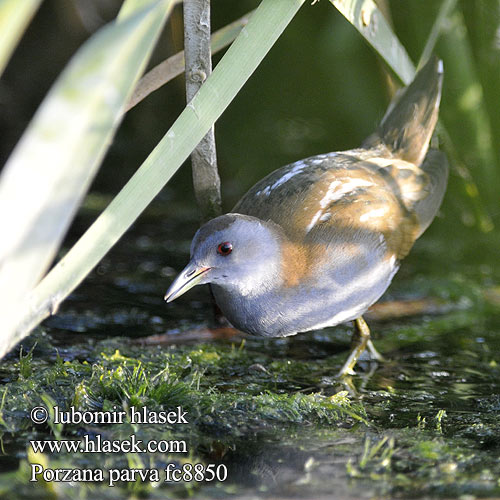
(164, 214), (283, 302)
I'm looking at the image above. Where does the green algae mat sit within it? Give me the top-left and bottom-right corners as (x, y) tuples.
(0, 204), (499, 499)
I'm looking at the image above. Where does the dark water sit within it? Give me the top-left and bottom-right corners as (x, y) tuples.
(0, 196), (499, 499)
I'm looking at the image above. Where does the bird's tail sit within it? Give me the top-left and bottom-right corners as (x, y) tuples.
(364, 56), (443, 166)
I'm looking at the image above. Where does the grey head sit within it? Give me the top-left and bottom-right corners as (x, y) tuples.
(164, 213), (283, 302)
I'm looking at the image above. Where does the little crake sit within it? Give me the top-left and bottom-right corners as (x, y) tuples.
(165, 58), (448, 376)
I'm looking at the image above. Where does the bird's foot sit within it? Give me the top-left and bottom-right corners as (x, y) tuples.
(337, 316), (385, 377)
(337, 340), (367, 377)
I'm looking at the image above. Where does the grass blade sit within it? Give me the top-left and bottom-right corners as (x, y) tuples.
(330, 0), (415, 83)
(126, 11), (253, 111)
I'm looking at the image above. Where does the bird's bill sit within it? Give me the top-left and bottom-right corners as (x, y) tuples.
(164, 263), (212, 303)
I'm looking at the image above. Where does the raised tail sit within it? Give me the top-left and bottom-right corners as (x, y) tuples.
(364, 56), (443, 166)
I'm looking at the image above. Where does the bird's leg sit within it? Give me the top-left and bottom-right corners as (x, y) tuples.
(338, 316), (382, 376)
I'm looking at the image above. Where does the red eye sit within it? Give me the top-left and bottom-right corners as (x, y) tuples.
(217, 242), (233, 256)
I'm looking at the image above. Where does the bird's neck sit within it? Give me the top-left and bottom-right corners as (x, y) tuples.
(226, 249), (284, 299)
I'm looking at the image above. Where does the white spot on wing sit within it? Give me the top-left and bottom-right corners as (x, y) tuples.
(306, 209), (323, 232)
(256, 152), (340, 198)
(359, 207), (387, 222)
(265, 161), (307, 193)
(320, 180), (342, 207)
(256, 186), (271, 197)
(363, 157), (394, 168)
(331, 179), (373, 202)
(306, 178), (374, 233)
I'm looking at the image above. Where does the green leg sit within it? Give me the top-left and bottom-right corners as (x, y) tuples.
(338, 316), (384, 377)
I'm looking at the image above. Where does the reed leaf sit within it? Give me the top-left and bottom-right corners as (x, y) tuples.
(330, 0), (415, 83)
(126, 10), (253, 111)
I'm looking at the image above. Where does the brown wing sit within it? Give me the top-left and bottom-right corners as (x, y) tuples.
(234, 149), (427, 260)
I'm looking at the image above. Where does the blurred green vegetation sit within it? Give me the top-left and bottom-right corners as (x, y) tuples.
(2, 0), (498, 237)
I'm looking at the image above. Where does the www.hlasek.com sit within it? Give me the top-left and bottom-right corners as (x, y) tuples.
(29, 405), (228, 486)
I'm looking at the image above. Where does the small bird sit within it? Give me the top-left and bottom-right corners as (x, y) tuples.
(165, 57), (448, 376)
